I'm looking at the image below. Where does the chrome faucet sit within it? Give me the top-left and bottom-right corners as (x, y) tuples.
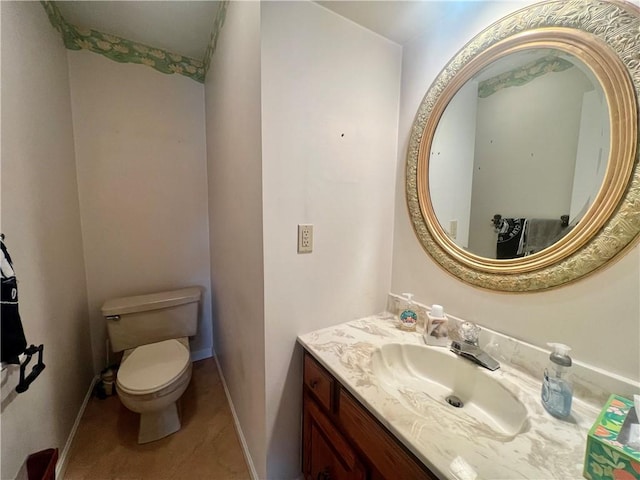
(450, 322), (500, 371)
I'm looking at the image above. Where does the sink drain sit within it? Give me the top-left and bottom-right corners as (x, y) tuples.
(446, 395), (464, 408)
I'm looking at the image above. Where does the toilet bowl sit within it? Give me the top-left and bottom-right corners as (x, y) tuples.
(102, 286), (201, 443)
(116, 337), (192, 443)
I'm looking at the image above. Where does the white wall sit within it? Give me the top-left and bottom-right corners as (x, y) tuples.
(0, 2), (94, 478)
(261, 2), (401, 478)
(67, 51), (212, 372)
(392, 1), (640, 381)
(204, 2), (267, 478)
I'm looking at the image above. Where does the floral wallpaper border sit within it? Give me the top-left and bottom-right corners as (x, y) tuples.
(40, 1), (229, 84)
(478, 55), (574, 98)
(203, 0), (228, 75)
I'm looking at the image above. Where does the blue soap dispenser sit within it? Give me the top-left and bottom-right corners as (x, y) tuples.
(541, 343), (573, 418)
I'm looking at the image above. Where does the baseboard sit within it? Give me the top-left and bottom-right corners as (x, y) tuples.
(56, 375), (98, 480)
(212, 355), (259, 480)
(190, 347), (213, 362)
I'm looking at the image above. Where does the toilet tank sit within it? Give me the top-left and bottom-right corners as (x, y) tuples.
(102, 287), (201, 352)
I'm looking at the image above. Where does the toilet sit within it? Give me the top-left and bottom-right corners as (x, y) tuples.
(101, 286), (201, 444)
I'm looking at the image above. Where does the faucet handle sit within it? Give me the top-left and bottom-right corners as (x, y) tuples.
(459, 321), (480, 345)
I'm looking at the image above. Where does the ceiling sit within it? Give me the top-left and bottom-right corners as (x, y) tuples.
(55, 1), (454, 60)
(317, 1), (449, 45)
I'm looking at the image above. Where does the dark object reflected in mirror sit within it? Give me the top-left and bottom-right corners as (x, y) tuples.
(493, 215), (572, 260)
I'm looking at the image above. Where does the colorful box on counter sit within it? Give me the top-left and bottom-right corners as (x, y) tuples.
(584, 394), (640, 480)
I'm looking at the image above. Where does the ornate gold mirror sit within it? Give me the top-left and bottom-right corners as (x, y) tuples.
(406, 0), (639, 292)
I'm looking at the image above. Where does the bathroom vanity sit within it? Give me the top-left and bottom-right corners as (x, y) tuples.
(298, 311), (618, 480)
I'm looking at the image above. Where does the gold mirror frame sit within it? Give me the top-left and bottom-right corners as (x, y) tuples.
(406, 0), (640, 292)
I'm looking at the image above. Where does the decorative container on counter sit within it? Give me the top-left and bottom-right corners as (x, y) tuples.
(584, 394), (640, 480)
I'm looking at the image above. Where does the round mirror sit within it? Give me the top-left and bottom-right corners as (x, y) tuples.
(406, 0), (639, 292)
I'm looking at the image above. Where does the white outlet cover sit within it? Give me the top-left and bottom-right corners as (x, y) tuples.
(298, 224), (313, 253)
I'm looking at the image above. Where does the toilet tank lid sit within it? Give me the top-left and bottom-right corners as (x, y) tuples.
(101, 287), (201, 316)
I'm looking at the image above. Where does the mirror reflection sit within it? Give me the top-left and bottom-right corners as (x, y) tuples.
(429, 48), (609, 259)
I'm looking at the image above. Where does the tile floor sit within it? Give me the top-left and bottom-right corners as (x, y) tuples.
(63, 358), (251, 480)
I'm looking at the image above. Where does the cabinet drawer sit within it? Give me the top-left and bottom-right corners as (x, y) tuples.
(304, 353), (335, 412)
(338, 389), (437, 480)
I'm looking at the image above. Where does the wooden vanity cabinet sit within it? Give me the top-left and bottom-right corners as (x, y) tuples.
(303, 392), (366, 480)
(302, 352), (438, 480)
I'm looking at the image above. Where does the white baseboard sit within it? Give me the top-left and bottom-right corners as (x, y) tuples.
(56, 375), (98, 480)
(212, 355), (259, 480)
(190, 347), (213, 362)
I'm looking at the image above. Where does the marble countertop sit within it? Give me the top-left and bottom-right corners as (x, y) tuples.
(297, 313), (599, 480)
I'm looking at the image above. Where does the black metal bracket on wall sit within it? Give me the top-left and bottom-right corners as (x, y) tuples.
(15, 344), (46, 394)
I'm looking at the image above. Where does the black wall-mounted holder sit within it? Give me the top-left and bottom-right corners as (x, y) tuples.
(15, 344), (46, 394)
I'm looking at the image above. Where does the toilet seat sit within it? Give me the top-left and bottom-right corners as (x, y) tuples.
(117, 339), (190, 395)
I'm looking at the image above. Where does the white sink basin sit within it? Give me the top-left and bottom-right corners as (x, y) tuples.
(370, 343), (528, 437)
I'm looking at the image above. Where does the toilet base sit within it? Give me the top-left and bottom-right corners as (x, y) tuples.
(138, 401), (181, 444)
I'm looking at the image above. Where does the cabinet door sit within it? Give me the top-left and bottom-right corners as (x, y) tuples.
(303, 394), (365, 480)
(338, 390), (438, 480)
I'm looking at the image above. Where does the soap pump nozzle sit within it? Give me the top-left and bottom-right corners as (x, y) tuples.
(547, 342), (572, 367)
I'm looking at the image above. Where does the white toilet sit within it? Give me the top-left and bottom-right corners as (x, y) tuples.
(101, 286), (201, 444)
